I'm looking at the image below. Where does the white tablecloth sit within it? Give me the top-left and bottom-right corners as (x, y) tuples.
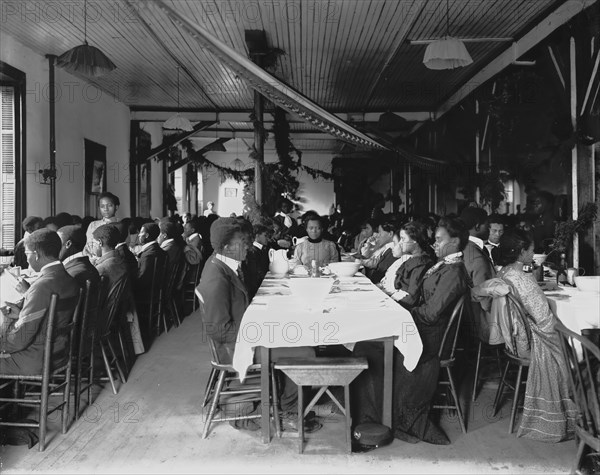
(546, 286), (600, 333)
(232, 273), (423, 379)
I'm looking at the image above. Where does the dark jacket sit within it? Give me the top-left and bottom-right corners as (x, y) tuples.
(64, 255), (100, 290)
(411, 261), (469, 363)
(134, 242), (167, 297)
(0, 263), (80, 375)
(197, 256), (249, 364)
(115, 243), (138, 279)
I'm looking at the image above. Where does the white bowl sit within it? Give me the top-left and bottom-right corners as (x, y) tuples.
(574, 276), (600, 293)
(328, 261), (361, 277)
(532, 254), (548, 266)
(287, 277), (334, 308)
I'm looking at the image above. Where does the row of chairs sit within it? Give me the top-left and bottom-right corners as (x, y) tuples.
(0, 273), (134, 450)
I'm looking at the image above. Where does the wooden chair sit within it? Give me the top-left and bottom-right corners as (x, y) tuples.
(157, 259), (182, 336)
(145, 256), (164, 347)
(274, 357), (368, 454)
(471, 340), (505, 402)
(492, 292), (532, 434)
(433, 294), (468, 433)
(0, 290), (83, 451)
(74, 277), (106, 420)
(97, 277), (129, 395)
(555, 323), (600, 475)
(183, 263), (203, 314)
(201, 338), (280, 439)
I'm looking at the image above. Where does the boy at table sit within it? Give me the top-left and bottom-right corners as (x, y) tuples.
(1, 229), (80, 375)
(196, 218), (320, 432)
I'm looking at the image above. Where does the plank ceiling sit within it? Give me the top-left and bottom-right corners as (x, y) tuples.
(1, 0), (564, 153)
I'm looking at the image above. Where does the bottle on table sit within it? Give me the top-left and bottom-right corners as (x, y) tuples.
(310, 259), (320, 278)
(556, 253), (568, 285)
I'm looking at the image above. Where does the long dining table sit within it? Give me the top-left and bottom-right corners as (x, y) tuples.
(231, 271), (423, 443)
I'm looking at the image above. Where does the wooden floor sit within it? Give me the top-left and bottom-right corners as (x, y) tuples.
(1, 312), (575, 474)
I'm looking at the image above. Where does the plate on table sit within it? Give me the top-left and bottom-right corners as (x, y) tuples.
(545, 293), (571, 300)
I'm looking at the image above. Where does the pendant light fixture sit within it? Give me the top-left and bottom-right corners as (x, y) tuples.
(163, 66), (194, 132)
(56, 0), (116, 77)
(422, 0), (473, 70)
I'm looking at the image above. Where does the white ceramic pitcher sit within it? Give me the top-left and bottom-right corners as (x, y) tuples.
(268, 248), (289, 277)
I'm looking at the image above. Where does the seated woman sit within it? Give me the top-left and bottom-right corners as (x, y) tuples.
(293, 215), (339, 268)
(352, 219), (376, 253)
(368, 226), (401, 284)
(352, 217), (470, 445)
(381, 222), (435, 309)
(360, 221), (395, 265)
(495, 229), (576, 442)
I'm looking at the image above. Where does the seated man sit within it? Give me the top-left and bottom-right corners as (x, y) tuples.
(1, 229), (80, 375)
(197, 218), (319, 432)
(93, 224), (128, 297)
(158, 219), (185, 289)
(114, 221), (138, 279)
(12, 216), (43, 269)
(133, 222), (166, 345)
(58, 225), (100, 289)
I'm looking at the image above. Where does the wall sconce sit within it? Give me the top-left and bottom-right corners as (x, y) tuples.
(39, 168), (56, 185)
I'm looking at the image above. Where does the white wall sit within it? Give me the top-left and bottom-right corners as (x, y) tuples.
(1, 32), (131, 219)
(199, 150), (335, 218)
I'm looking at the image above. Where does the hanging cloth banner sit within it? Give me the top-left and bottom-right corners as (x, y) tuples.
(146, 0), (389, 151)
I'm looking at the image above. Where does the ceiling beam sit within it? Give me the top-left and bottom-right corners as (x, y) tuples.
(130, 110), (432, 122)
(140, 121), (215, 162)
(189, 131), (342, 140)
(168, 138), (231, 173)
(434, 0), (594, 120)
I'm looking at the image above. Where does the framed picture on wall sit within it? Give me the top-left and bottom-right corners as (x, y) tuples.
(84, 139), (107, 216)
(224, 187), (238, 197)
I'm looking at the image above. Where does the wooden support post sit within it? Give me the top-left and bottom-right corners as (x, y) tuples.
(570, 37), (579, 269)
(475, 100), (481, 205)
(254, 88), (264, 206)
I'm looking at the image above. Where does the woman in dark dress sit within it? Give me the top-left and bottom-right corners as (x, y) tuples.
(352, 217), (470, 445)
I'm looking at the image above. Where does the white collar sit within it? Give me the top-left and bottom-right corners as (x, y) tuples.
(187, 233), (200, 241)
(40, 260), (63, 272)
(160, 238), (174, 249)
(63, 251), (85, 265)
(140, 241), (155, 253)
(115, 242), (127, 249)
(216, 253), (240, 273)
(443, 251), (463, 263)
(253, 241), (263, 250)
(100, 216), (118, 224)
(469, 236), (484, 249)
(486, 241), (499, 248)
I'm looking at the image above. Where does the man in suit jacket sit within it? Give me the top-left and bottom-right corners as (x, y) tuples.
(1, 229), (80, 375)
(58, 225), (100, 289)
(158, 219), (185, 290)
(114, 221), (138, 279)
(197, 218), (317, 432)
(484, 214), (505, 266)
(134, 222), (166, 346)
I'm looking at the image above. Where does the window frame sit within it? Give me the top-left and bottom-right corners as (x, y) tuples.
(0, 61), (26, 247)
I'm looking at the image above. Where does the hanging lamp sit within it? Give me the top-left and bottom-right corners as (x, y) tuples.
(422, 0), (473, 70)
(163, 66), (194, 132)
(56, 0), (116, 77)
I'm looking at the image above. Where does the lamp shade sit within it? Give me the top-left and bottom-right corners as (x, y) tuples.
(423, 37), (473, 70)
(56, 43), (116, 77)
(162, 113), (194, 132)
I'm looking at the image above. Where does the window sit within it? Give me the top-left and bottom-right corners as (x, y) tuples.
(1, 85), (16, 249)
(0, 62), (25, 251)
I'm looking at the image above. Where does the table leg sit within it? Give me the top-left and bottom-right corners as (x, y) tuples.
(260, 346), (271, 444)
(382, 337), (393, 428)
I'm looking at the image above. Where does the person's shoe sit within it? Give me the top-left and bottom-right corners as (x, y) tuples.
(280, 412), (323, 433)
(229, 419), (261, 432)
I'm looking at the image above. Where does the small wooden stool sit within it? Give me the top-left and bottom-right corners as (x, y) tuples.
(274, 357), (368, 454)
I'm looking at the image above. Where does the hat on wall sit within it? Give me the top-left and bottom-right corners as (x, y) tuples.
(352, 423), (393, 453)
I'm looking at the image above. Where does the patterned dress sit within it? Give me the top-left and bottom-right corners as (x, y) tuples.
(498, 265), (577, 442)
